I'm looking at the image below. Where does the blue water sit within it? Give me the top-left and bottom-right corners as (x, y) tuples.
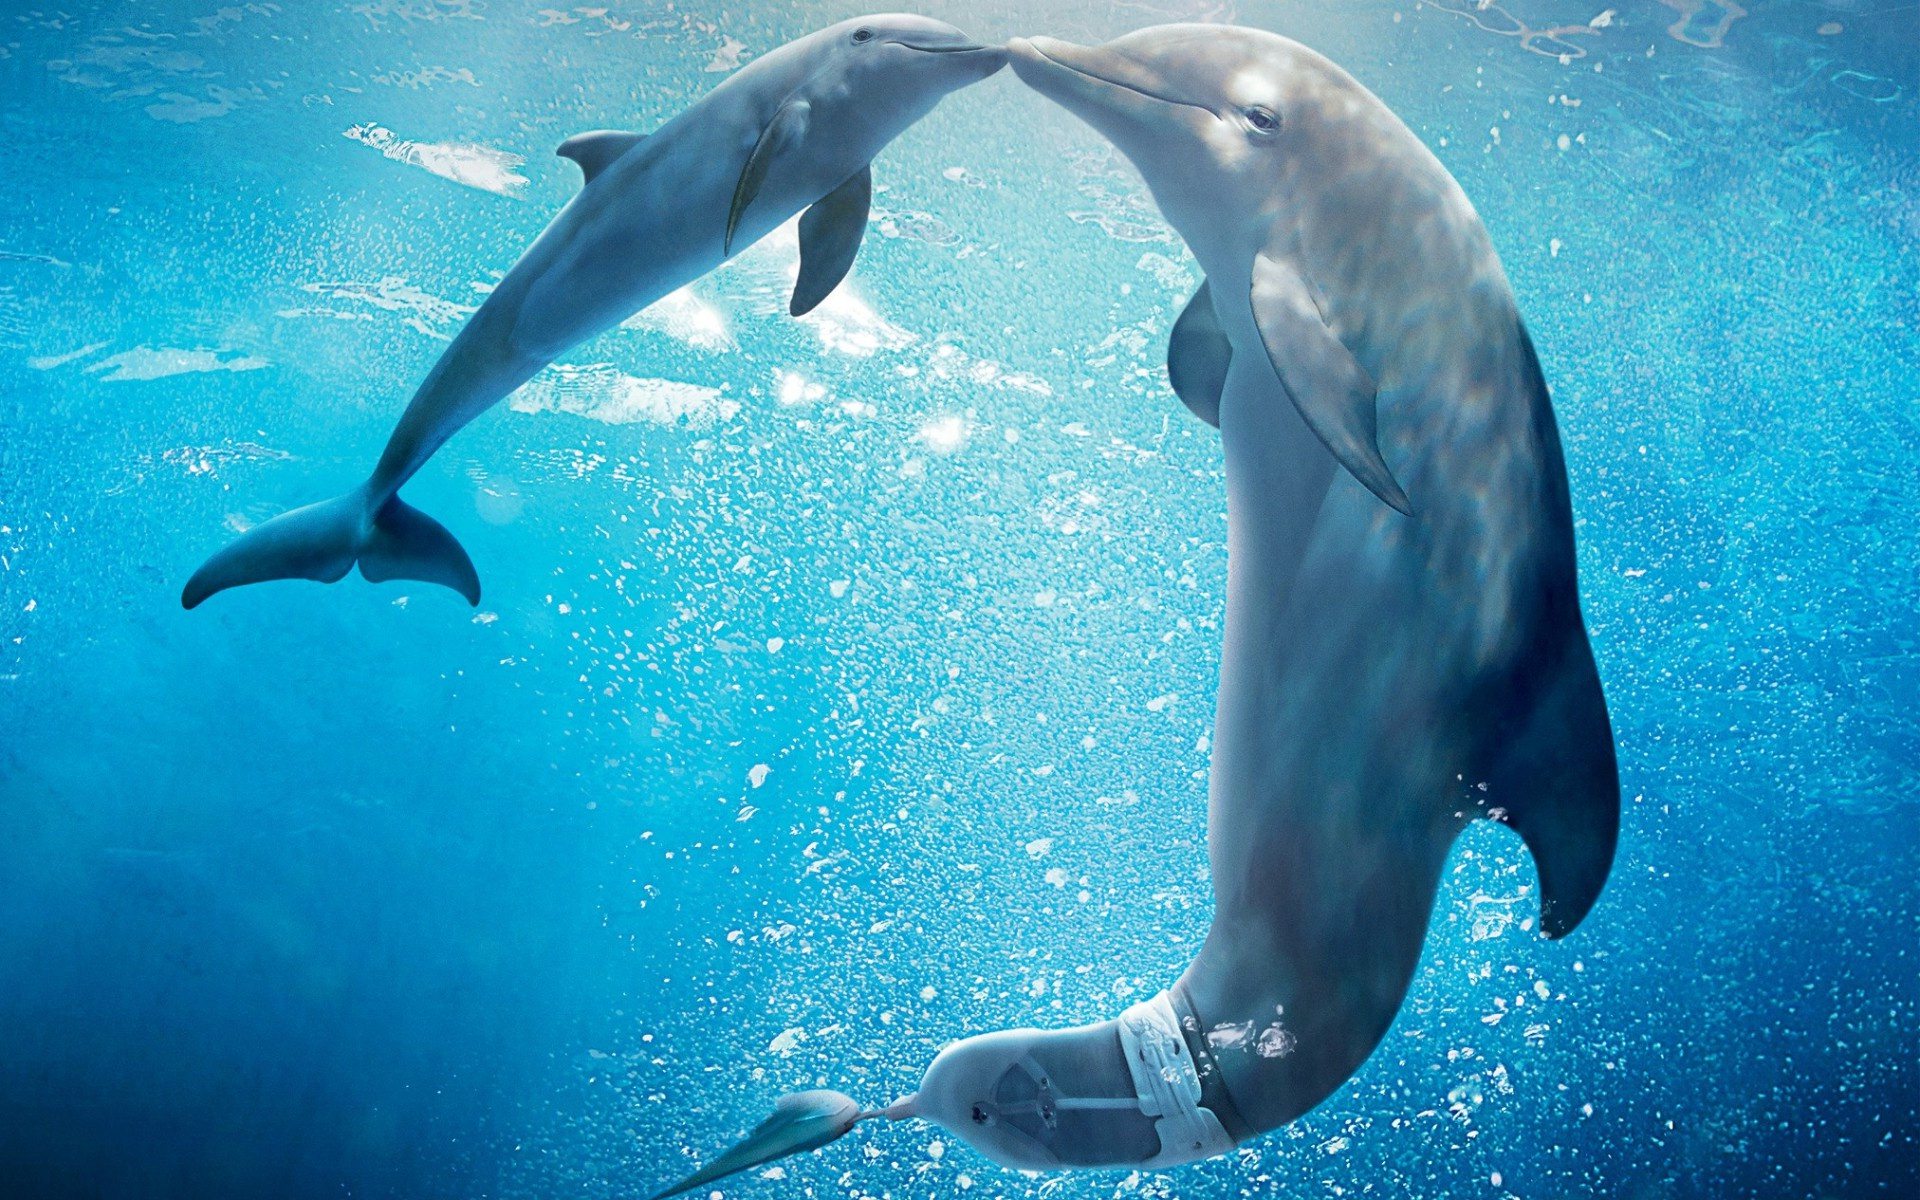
(2, 2), (1916, 1197)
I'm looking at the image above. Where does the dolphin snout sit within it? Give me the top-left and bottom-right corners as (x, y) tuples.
(1007, 36), (1102, 106)
(1009, 35), (1211, 124)
(1008, 36), (1107, 78)
(905, 40), (1008, 77)
(894, 22), (1009, 76)
(1007, 36), (1076, 83)
(965, 42), (1012, 75)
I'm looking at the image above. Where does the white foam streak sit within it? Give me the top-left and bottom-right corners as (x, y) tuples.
(511, 363), (739, 429)
(85, 347), (271, 383)
(344, 123), (528, 196)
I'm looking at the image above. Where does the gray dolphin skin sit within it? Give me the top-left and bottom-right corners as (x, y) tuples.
(181, 15), (1006, 610)
(888, 25), (1622, 1173)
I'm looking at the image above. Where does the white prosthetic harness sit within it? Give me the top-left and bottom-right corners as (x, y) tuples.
(1115, 991), (1239, 1167)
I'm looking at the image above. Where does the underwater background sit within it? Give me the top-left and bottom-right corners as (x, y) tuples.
(2, 0), (1916, 1197)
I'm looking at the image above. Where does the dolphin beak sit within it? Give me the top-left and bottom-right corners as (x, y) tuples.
(1009, 36), (1210, 120)
(898, 39), (1010, 78)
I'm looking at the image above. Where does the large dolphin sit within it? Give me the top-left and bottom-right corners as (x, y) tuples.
(884, 25), (1623, 1172)
(650, 23), (1622, 1182)
(181, 15), (1006, 610)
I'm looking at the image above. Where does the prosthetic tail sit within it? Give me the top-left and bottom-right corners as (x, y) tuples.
(647, 1090), (916, 1200)
(910, 987), (1249, 1170)
(651, 988), (1248, 1196)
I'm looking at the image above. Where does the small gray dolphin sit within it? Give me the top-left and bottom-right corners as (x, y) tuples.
(182, 16), (1006, 609)
(866, 25), (1618, 1173)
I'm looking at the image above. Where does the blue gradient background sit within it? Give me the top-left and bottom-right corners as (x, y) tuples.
(1, 2), (1915, 1197)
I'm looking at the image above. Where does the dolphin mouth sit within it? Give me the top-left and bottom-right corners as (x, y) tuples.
(896, 41), (990, 53)
(894, 40), (1011, 71)
(1009, 37), (1214, 119)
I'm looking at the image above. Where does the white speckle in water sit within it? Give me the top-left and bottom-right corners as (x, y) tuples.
(775, 369), (825, 407)
(623, 286), (733, 351)
(705, 36), (747, 72)
(915, 415), (969, 455)
(767, 1027), (805, 1055)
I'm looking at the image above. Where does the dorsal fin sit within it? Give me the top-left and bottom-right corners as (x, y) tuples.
(1486, 625), (1620, 938)
(557, 130), (646, 184)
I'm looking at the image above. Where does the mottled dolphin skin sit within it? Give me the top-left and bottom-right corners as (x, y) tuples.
(897, 25), (1621, 1172)
(181, 15), (1006, 609)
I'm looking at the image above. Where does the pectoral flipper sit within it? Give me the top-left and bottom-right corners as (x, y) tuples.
(1249, 252), (1412, 515)
(1167, 279), (1231, 427)
(791, 166), (871, 316)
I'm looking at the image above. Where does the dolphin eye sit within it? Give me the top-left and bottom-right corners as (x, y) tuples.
(852, 27), (875, 43)
(970, 1104), (995, 1126)
(1244, 106), (1281, 134)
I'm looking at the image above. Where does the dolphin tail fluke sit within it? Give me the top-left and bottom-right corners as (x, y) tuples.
(357, 495), (481, 604)
(181, 487), (479, 609)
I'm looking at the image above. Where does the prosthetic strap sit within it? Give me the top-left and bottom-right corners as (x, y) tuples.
(1115, 987), (1249, 1166)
